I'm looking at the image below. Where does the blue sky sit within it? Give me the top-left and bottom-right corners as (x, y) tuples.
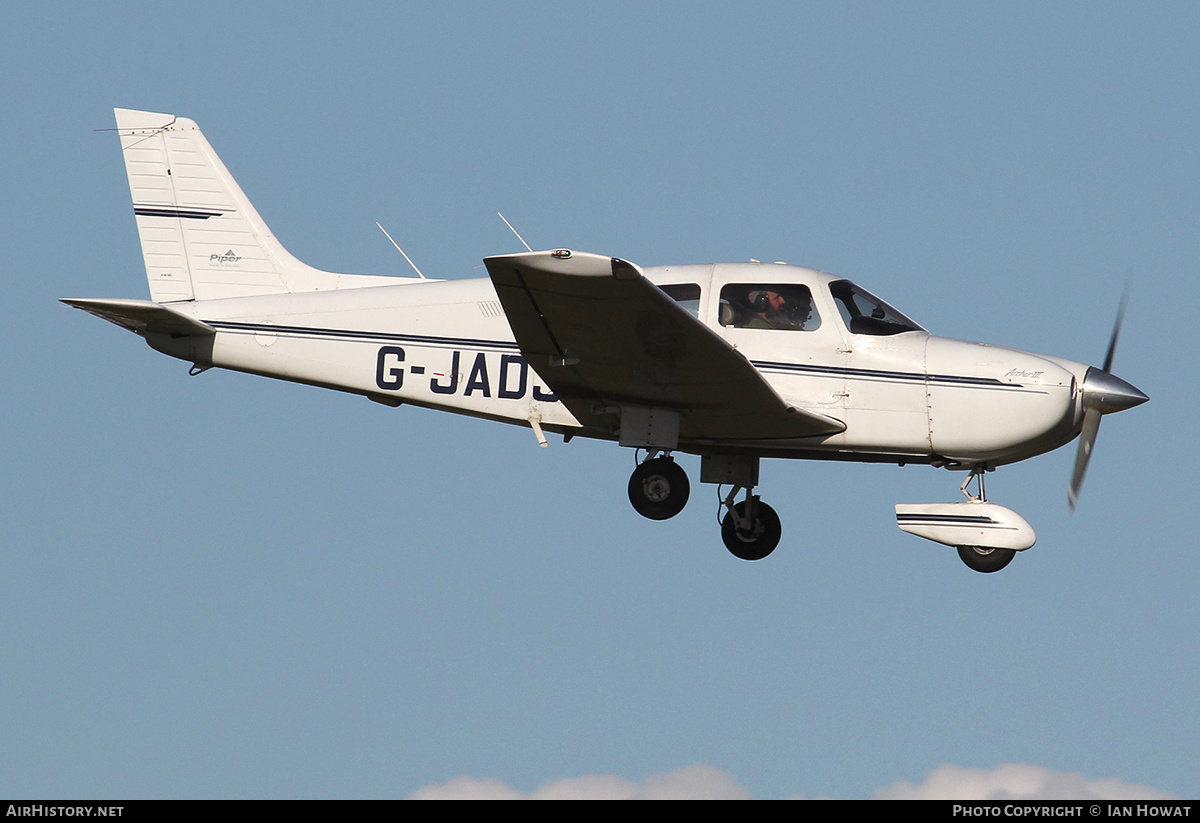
(2, 2), (1196, 799)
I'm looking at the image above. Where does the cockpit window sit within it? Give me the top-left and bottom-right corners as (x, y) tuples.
(719, 284), (821, 331)
(829, 280), (923, 336)
(659, 283), (701, 317)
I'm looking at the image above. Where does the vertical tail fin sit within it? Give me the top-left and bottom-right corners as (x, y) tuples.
(116, 108), (348, 301)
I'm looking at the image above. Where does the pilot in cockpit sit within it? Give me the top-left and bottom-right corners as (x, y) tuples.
(745, 287), (814, 331)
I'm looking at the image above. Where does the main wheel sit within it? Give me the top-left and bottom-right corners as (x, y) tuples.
(957, 545), (1016, 573)
(628, 457), (690, 520)
(721, 499), (782, 560)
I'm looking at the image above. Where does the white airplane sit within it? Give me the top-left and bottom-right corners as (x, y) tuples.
(65, 109), (1148, 573)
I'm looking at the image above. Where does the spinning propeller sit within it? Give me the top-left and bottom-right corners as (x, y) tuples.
(1068, 291), (1149, 510)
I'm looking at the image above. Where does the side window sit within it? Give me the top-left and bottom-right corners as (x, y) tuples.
(718, 284), (821, 331)
(828, 280), (923, 336)
(659, 283), (701, 317)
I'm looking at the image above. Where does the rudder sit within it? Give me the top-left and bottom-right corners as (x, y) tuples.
(116, 108), (348, 302)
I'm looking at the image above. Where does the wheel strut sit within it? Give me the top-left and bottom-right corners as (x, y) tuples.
(960, 464), (990, 502)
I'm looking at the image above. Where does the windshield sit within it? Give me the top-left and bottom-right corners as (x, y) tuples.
(829, 280), (924, 336)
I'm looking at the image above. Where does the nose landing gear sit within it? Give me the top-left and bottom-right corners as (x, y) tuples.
(957, 544), (1016, 573)
(895, 465), (1033, 574)
(954, 467), (1015, 573)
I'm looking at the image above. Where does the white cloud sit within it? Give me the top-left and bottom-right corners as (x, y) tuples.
(407, 777), (526, 800)
(407, 764), (751, 800)
(876, 764), (1175, 801)
(408, 763), (1174, 800)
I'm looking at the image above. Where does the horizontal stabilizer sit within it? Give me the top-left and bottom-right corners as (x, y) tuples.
(61, 298), (214, 337)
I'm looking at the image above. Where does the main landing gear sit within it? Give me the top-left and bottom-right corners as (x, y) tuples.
(627, 452), (690, 520)
(627, 451), (780, 560)
(718, 488), (782, 561)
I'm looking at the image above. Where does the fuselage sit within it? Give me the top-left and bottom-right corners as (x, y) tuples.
(146, 261), (1089, 470)
(69, 108), (1151, 569)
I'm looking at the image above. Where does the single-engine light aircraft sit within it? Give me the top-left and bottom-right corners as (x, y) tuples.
(65, 109), (1149, 572)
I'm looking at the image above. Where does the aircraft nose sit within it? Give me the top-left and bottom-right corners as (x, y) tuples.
(1081, 366), (1149, 414)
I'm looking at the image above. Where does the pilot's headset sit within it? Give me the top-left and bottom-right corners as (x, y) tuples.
(750, 289), (771, 311)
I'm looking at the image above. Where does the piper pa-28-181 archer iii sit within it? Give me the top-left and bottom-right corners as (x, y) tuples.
(65, 109), (1149, 573)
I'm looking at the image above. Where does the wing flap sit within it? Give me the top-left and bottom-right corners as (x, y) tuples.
(484, 250), (844, 440)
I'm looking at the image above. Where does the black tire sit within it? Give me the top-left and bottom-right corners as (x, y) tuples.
(628, 457), (690, 520)
(720, 499), (782, 560)
(957, 545), (1016, 573)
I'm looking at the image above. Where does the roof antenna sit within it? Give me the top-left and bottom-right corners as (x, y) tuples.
(376, 222), (427, 279)
(498, 212), (533, 252)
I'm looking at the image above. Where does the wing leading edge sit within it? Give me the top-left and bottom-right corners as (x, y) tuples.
(484, 250), (845, 441)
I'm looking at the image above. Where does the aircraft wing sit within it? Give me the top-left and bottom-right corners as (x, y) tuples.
(484, 250), (845, 441)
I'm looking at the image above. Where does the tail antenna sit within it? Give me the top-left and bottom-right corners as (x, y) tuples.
(375, 222), (427, 280)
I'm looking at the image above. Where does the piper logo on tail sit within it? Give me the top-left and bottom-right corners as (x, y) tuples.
(210, 249), (241, 264)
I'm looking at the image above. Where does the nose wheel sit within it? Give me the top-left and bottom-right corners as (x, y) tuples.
(956, 466), (1017, 573)
(957, 545), (1016, 573)
(628, 455), (690, 520)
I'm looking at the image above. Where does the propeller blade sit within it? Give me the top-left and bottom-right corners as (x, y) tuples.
(1102, 286), (1128, 374)
(1068, 286), (1146, 511)
(1068, 407), (1101, 512)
